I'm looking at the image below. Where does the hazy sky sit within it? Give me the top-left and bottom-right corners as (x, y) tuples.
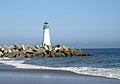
(0, 0), (120, 48)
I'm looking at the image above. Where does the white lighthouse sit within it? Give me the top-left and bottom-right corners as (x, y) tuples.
(42, 22), (51, 46)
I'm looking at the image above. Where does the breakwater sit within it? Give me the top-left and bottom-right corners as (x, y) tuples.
(0, 44), (92, 58)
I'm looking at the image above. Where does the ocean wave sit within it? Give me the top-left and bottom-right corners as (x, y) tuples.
(0, 58), (120, 79)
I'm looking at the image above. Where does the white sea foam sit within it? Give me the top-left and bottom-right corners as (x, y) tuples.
(0, 58), (120, 79)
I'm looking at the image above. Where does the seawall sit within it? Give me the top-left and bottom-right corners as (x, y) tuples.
(0, 44), (93, 58)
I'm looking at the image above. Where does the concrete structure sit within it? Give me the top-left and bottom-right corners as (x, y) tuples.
(42, 22), (51, 46)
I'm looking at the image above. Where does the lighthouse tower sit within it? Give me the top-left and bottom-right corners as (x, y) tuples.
(42, 22), (51, 46)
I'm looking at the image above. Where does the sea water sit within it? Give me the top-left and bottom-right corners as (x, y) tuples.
(0, 48), (120, 79)
(23, 48), (120, 68)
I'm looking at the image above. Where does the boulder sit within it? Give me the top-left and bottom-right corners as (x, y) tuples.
(32, 49), (39, 52)
(34, 52), (44, 57)
(11, 49), (17, 53)
(50, 51), (55, 57)
(44, 45), (49, 50)
(14, 44), (21, 49)
(2, 45), (8, 49)
(55, 44), (61, 48)
(38, 49), (45, 53)
(45, 50), (51, 54)
(0, 47), (5, 52)
(2, 45), (11, 53)
(43, 52), (49, 57)
(54, 52), (63, 57)
(7, 49), (12, 53)
(21, 45), (26, 50)
(3, 50), (8, 54)
(35, 45), (40, 49)
(64, 52), (71, 56)
(9, 45), (15, 49)
(0, 51), (3, 57)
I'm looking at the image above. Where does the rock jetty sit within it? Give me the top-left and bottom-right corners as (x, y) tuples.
(0, 44), (92, 58)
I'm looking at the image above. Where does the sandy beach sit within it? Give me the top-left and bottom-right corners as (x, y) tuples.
(0, 57), (120, 84)
(0, 69), (120, 84)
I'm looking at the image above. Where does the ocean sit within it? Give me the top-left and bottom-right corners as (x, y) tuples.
(0, 48), (120, 79)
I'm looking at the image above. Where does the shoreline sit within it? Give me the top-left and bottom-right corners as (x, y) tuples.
(0, 68), (119, 80)
(0, 68), (120, 84)
(0, 57), (120, 80)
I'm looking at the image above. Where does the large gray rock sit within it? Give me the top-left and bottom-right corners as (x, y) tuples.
(55, 44), (61, 48)
(0, 47), (5, 52)
(32, 48), (39, 52)
(44, 45), (49, 50)
(11, 49), (16, 53)
(2, 45), (12, 53)
(9, 45), (15, 49)
(35, 45), (40, 49)
(38, 49), (45, 53)
(21, 45), (26, 50)
(3, 49), (7, 54)
(0, 51), (3, 57)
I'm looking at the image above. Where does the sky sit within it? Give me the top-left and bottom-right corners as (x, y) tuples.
(0, 0), (120, 48)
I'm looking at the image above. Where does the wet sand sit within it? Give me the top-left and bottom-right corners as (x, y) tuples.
(0, 69), (120, 84)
